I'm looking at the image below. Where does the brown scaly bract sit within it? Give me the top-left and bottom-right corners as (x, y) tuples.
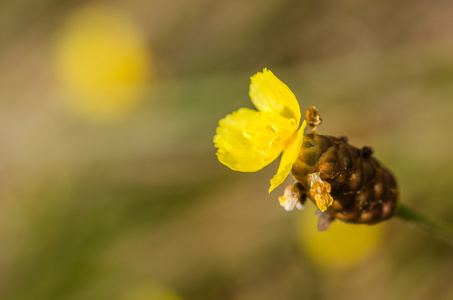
(286, 107), (398, 231)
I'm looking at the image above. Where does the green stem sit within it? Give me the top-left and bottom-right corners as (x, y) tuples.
(396, 204), (453, 246)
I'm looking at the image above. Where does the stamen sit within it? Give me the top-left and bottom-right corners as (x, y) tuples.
(308, 172), (333, 212)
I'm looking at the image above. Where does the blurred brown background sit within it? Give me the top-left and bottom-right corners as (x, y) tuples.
(0, 0), (453, 299)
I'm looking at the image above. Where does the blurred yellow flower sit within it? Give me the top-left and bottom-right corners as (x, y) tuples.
(54, 5), (151, 121)
(122, 285), (183, 300)
(297, 209), (384, 269)
(214, 69), (306, 193)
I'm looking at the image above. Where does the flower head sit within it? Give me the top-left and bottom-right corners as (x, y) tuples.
(214, 69), (306, 193)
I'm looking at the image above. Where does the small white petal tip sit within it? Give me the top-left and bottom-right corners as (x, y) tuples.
(278, 184), (303, 212)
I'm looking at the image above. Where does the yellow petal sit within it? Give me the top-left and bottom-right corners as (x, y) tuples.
(269, 120), (306, 192)
(249, 68), (301, 122)
(214, 108), (285, 172)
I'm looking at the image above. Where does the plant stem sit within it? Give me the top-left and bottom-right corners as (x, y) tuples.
(396, 204), (453, 246)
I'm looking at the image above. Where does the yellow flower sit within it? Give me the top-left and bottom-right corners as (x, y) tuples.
(296, 208), (384, 269)
(214, 69), (306, 193)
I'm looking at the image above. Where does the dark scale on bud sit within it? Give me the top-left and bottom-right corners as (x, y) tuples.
(360, 146), (373, 158)
(291, 133), (398, 228)
(276, 108), (398, 231)
(284, 108), (399, 230)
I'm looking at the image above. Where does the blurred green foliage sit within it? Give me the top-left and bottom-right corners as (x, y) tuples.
(0, 0), (453, 299)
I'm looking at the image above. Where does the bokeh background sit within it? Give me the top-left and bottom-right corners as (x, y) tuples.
(1, 0), (453, 299)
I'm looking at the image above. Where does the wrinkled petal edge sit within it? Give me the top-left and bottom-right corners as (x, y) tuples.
(214, 108), (284, 172)
(269, 120), (307, 193)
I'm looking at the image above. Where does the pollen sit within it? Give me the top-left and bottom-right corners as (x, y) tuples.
(308, 172), (334, 212)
